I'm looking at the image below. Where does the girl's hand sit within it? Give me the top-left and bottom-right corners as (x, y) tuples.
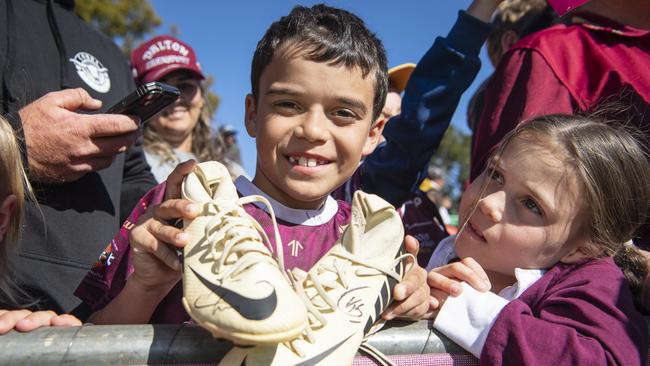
(427, 257), (491, 311)
(0, 309), (81, 334)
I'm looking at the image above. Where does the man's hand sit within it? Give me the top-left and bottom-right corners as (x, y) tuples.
(0, 309), (81, 335)
(382, 235), (432, 320)
(19, 88), (140, 183)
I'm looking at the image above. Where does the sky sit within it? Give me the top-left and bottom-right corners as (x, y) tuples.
(149, 0), (495, 177)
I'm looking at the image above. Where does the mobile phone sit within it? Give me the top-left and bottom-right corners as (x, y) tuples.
(107, 82), (180, 123)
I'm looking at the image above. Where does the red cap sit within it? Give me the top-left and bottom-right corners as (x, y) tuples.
(131, 35), (205, 84)
(547, 0), (590, 16)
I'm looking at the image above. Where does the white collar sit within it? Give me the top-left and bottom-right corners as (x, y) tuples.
(234, 176), (339, 226)
(426, 235), (546, 300)
(499, 268), (545, 300)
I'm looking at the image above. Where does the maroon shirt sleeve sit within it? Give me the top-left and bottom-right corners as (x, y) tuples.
(74, 183), (167, 312)
(470, 48), (575, 180)
(480, 259), (648, 366)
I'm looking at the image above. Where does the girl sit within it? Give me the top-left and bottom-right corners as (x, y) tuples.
(426, 114), (649, 365)
(0, 116), (81, 334)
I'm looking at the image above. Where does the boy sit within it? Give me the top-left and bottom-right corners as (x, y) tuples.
(75, 3), (429, 335)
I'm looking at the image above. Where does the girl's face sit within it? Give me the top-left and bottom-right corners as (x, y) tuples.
(149, 71), (204, 148)
(456, 137), (591, 285)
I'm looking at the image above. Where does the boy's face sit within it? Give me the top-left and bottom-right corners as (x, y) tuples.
(245, 48), (381, 209)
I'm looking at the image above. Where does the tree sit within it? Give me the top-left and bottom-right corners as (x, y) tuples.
(202, 76), (221, 122)
(75, 0), (162, 55)
(429, 125), (472, 199)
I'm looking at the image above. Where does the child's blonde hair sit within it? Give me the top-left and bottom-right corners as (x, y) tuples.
(486, 0), (558, 65)
(483, 114), (650, 293)
(0, 116), (32, 304)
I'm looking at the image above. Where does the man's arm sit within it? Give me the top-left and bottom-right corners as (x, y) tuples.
(362, 10), (491, 207)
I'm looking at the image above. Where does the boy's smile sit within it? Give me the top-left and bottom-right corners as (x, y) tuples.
(287, 153), (330, 169)
(245, 46), (381, 210)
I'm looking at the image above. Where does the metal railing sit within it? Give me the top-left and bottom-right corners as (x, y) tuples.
(0, 319), (467, 365)
(1, 318), (649, 365)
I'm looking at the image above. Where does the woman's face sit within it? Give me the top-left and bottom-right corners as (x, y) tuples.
(149, 71), (204, 147)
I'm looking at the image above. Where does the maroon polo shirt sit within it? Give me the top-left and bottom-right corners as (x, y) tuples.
(471, 13), (650, 248)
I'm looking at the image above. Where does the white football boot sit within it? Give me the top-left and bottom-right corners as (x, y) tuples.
(181, 161), (308, 345)
(220, 190), (412, 365)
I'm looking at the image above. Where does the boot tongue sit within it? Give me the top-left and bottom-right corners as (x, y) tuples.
(182, 173), (213, 203)
(195, 162), (238, 201)
(345, 191), (378, 257)
(211, 175), (238, 201)
(344, 191), (403, 261)
(182, 162), (238, 203)
(345, 203), (365, 256)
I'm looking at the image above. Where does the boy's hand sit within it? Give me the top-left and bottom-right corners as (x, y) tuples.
(427, 257), (491, 312)
(382, 235), (432, 320)
(0, 310), (81, 335)
(129, 198), (200, 289)
(128, 160), (200, 290)
(164, 159), (197, 200)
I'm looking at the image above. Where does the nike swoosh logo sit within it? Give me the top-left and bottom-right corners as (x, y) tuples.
(185, 237), (214, 265)
(240, 333), (356, 365)
(190, 267), (277, 321)
(293, 333), (355, 366)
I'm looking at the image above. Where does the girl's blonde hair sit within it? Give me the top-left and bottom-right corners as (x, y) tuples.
(0, 116), (33, 305)
(483, 114), (650, 293)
